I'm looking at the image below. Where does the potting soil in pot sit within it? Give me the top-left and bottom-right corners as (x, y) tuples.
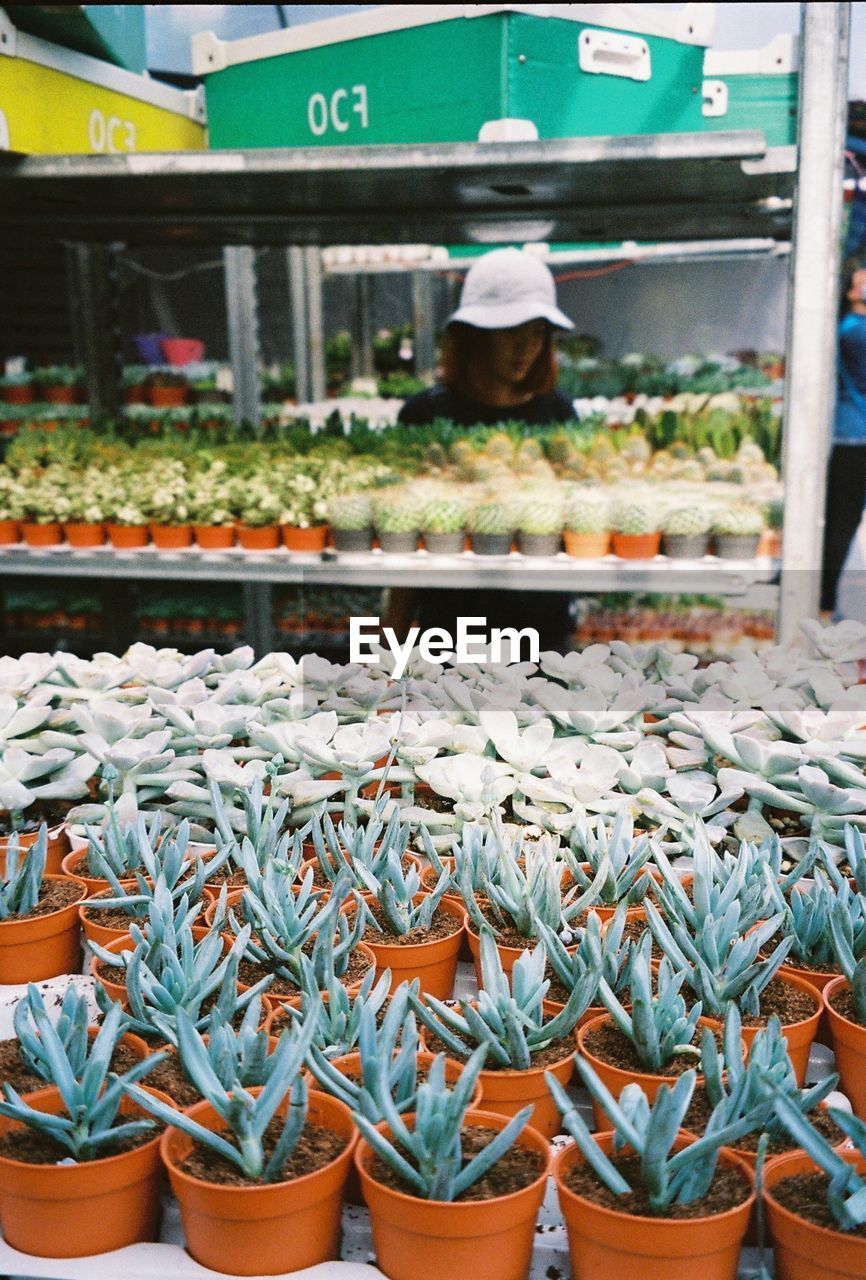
(827, 984), (865, 1025)
(180, 1117), (348, 1187)
(11, 880), (82, 921)
(682, 1084), (846, 1153)
(582, 1020), (722, 1079)
(370, 1126), (544, 1202)
(0, 1037), (143, 1097)
(0, 1120), (164, 1165)
(363, 905), (462, 947)
(564, 1154), (750, 1219)
(769, 1173), (866, 1235)
(735, 975), (818, 1028)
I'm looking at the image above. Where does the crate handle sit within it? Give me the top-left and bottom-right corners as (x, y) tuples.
(578, 29), (651, 83)
(702, 78), (729, 118)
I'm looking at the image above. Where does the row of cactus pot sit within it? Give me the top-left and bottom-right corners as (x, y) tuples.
(333, 529), (765, 559)
(6, 522), (331, 552)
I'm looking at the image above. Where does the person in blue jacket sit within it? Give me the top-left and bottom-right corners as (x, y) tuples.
(821, 259), (866, 614)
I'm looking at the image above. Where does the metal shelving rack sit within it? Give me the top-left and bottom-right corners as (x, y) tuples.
(0, 3), (849, 652)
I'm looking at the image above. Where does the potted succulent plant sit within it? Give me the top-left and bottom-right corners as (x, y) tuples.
(231, 472), (282, 550)
(418, 486), (468, 556)
(712, 503), (764, 559)
(279, 466), (330, 552)
(329, 491), (374, 552)
(102, 469), (151, 548)
(821, 905), (866, 1117)
(468, 492), (514, 557)
(186, 463), (236, 549)
(32, 364), (83, 405)
(663, 503), (712, 558)
(146, 369), (188, 408)
(0, 370), (34, 405)
(121, 365), (150, 404)
(374, 488), (420, 554)
(0, 827), (87, 985)
(514, 488), (564, 557)
(126, 1013), (357, 1277)
(611, 494), (661, 559)
(353, 1047), (551, 1280)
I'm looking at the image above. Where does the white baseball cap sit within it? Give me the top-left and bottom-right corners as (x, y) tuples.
(448, 247), (574, 331)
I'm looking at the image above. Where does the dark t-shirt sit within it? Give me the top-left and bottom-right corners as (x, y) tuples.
(398, 385), (575, 427)
(397, 383), (576, 650)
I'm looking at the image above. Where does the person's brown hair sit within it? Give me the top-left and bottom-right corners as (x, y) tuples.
(440, 322), (558, 399)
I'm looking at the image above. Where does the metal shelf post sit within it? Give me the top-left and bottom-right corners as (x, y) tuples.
(223, 246), (261, 425)
(778, 1), (850, 640)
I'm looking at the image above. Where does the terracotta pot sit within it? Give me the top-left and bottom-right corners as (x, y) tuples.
(0, 874), (86, 983)
(150, 523), (193, 549)
(739, 971), (820, 1087)
(758, 529), (782, 558)
(60, 846), (138, 898)
(0, 821), (69, 876)
(21, 521), (62, 546)
(63, 521), (105, 547)
(42, 385), (78, 404)
(779, 959), (840, 1044)
(763, 1148), (866, 1280)
(563, 530), (611, 558)
(356, 1108), (551, 1280)
(79, 899), (141, 949)
(1, 383), (33, 404)
(612, 532), (662, 560)
(464, 913), (580, 988)
(281, 524), (329, 552)
(363, 897), (464, 999)
(477, 1043), (574, 1139)
(194, 524), (235, 549)
(148, 386), (187, 407)
(824, 975), (866, 1118)
(91, 932), (135, 1007)
(0, 518), (19, 543)
(237, 524), (280, 550)
(106, 523), (149, 548)
(262, 941), (378, 1011)
(161, 1089), (356, 1275)
(554, 1131), (753, 1280)
(576, 1013), (732, 1129)
(0, 1086), (164, 1256)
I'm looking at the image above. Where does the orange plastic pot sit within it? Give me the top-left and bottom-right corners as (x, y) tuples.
(161, 1089), (356, 1275)
(612, 532), (662, 560)
(60, 846), (138, 898)
(261, 941), (377, 1011)
(0, 874), (86, 983)
(824, 975), (866, 1118)
(364, 897), (463, 999)
(763, 1148), (866, 1280)
(91, 932), (136, 1007)
(281, 524), (329, 552)
(150, 523), (193, 549)
(237, 524), (280, 550)
(194, 524), (235, 549)
(63, 521), (105, 547)
(42, 385), (78, 404)
(477, 1042), (573, 1139)
(79, 899), (143, 949)
(21, 521), (62, 546)
(106, 523), (149, 548)
(148, 385), (187, 407)
(553, 1132), (753, 1280)
(464, 914), (580, 987)
(563, 531), (611, 558)
(356, 1108), (551, 1280)
(780, 959), (840, 1044)
(0, 821), (69, 876)
(0, 1086), (164, 1256)
(739, 971), (820, 1087)
(576, 1013), (731, 1128)
(0, 518), (18, 543)
(1, 383), (33, 404)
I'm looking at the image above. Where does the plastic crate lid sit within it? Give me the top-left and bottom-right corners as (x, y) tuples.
(704, 33), (798, 77)
(193, 3), (714, 75)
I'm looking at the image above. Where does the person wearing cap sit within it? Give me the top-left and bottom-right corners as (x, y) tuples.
(388, 248), (576, 650)
(398, 247), (575, 427)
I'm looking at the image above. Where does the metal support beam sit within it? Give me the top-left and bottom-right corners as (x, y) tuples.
(411, 270), (436, 379)
(242, 582), (275, 657)
(305, 245), (327, 402)
(223, 246), (261, 425)
(288, 246), (310, 405)
(778, 2), (850, 641)
(66, 243), (121, 419)
(349, 273), (375, 380)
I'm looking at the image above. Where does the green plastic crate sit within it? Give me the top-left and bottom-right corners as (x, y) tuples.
(5, 5), (147, 73)
(194, 4), (712, 150)
(702, 34), (798, 149)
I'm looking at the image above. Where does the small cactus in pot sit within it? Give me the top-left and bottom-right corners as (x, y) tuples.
(374, 488), (419, 554)
(419, 487), (469, 556)
(329, 491), (373, 552)
(563, 487), (611, 558)
(611, 494), (661, 559)
(712, 503), (763, 559)
(468, 491), (514, 556)
(663, 504), (712, 559)
(515, 489), (564, 557)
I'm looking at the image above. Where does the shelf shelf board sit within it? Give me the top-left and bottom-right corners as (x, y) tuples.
(0, 132), (795, 246)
